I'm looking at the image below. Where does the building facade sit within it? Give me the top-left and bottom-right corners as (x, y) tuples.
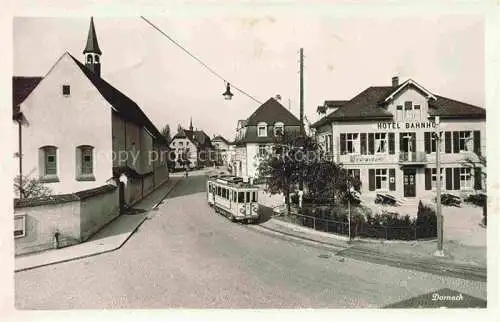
(170, 119), (214, 169)
(311, 77), (486, 201)
(233, 97), (302, 178)
(212, 135), (231, 167)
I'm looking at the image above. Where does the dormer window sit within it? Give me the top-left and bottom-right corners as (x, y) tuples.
(274, 122), (284, 136)
(258, 122), (267, 137)
(62, 85), (70, 96)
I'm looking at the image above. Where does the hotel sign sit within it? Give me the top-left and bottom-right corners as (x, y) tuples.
(350, 155), (384, 163)
(377, 121), (436, 130)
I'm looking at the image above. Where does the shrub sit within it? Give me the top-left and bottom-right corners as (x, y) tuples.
(464, 193), (487, 207)
(416, 200), (437, 238)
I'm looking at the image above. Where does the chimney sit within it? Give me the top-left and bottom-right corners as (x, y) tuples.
(392, 76), (399, 87)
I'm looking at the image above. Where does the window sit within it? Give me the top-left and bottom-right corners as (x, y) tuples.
(238, 191), (245, 203)
(342, 133), (359, 154)
(179, 142), (183, 147)
(414, 105), (421, 119)
(252, 191), (257, 202)
(274, 122), (284, 136)
(404, 101), (413, 119)
(62, 85), (70, 96)
(258, 144), (267, 157)
(233, 190), (237, 202)
(347, 169), (361, 181)
(375, 133), (387, 154)
(431, 168), (444, 189)
(95, 55), (100, 63)
(396, 105), (403, 121)
(14, 215), (26, 238)
(246, 191), (251, 203)
(459, 131), (472, 152)
(258, 122), (267, 137)
(460, 168), (472, 190)
(87, 55), (93, 63)
(375, 169), (388, 190)
(40, 146), (58, 181)
(76, 146), (95, 180)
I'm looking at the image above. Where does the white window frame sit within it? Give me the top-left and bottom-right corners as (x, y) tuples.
(344, 133), (359, 155)
(375, 133), (387, 154)
(375, 169), (388, 191)
(258, 144), (267, 157)
(431, 168), (444, 190)
(396, 105), (403, 121)
(459, 131), (472, 152)
(273, 122), (284, 136)
(14, 214), (26, 239)
(460, 168), (472, 190)
(258, 122), (268, 137)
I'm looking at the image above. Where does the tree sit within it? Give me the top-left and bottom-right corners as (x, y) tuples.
(14, 175), (53, 199)
(462, 151), (487, 225)
(161, 124), (172, 143)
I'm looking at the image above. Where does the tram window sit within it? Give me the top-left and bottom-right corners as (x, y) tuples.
(224, 189), (228, 199)
(238, 191), (245, 203)
(246, 191), (250, 203)
(217, 186), (221, 196)
(252, 191), (257, 202)
(233, 191), (237, 202)
(222, 188), (226, 199)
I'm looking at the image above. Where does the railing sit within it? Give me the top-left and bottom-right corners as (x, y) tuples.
(279, 212), (436, 241)
(398, 151), (427, 163)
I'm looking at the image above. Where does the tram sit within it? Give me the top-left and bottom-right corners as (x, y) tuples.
(206, 175), (260, 223)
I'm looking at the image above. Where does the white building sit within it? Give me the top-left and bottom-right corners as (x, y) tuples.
(169, 119), (214, 169)
(311, 76), (486, 201)
(13, 17), (170, 204)
(233, 97), (302, 178)
(212, 135), (232, 168)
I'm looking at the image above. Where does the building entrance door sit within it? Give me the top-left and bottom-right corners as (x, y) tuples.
(403, 169), (416, 197)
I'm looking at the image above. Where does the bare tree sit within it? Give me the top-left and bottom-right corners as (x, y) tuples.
(14, 175), (53, 199)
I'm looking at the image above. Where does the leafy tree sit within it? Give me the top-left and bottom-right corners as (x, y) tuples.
(14, 175), (53, 199)
(161, 124), (172, 143)
(461, 150), (487, 225)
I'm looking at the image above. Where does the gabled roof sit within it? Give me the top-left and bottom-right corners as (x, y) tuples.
(212, 135), (229, 144)
(68, 54), (166, 144)
(246, 97), (302, 126)
(172, 128), (213, 148)
(83, 17), (102, 55)
(12, 76), (43, 118)
(311, 79), (485, 128)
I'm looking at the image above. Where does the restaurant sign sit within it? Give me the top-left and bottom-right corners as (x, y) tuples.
(377, 121), (436, 130)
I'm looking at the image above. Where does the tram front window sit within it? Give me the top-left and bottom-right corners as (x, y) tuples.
(246, 192), (250, 203)
(238, 191), (245, 203)
(252, 191), (257, 202)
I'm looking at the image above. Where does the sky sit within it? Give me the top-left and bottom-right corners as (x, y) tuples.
(13, 13), (484, 140)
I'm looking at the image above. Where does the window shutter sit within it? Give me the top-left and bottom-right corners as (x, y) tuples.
(445, 168), (452, 190)
(389, 168), (396, 191)
(411, 133), (416, 152)
(424, 132), (431, 154)
(388, 133), (395, 154)
(368, 169), (375, 191)
(360, 133), (367, 155)
(474, 167), (482, 190)
(444, 132), (451, 153)
(399, 133), (404, 152)
(425, 168), (432, 190)
(368, 133), (375, 155)
(340, 133), (346, 155)
(453, 167), (461, 190)
(453, 131), (460, 153)
(473, 131), (481, 156)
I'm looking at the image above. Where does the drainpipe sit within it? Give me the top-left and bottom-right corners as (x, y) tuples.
(17, 117), (23, 198)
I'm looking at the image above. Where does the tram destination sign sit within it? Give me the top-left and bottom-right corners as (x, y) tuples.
(377, 121), (436, 130)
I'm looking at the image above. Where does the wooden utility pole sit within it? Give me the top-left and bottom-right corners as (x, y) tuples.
(299, 48), (304, 191)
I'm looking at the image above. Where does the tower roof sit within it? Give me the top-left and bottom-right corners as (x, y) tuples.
(83, 17), (102, 55)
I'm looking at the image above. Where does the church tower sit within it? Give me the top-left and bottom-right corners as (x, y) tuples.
(189, 117), (194, 131)
(83, 17), (102, 76)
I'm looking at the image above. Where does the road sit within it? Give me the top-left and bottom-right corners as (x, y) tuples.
(15, 174), (487, 308)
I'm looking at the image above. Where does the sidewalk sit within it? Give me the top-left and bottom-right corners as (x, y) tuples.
(255, 216), (486, 282)
(15, 177), (182, 272)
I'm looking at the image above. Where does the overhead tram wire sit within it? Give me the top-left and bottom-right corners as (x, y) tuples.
(140, 16), (263, 105)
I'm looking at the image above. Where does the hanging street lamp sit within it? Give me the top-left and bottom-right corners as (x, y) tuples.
(223, 82), (234, 100)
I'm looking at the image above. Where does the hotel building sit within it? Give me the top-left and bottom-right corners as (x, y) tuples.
(311, 77), (485, 201)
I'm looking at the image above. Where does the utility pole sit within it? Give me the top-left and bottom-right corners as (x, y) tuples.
(435, 116), (444, 256)
(299, 48), (305, 192)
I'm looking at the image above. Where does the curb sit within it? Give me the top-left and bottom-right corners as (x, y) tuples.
(15, 178), (182, 273)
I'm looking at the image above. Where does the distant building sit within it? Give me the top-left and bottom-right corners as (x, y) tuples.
(170, 118), (214, 169)
(233, 97), (302, 178)
(311, 76), (486, 200)
(212, 135), (231, 167)
(12, 18), (170, 255)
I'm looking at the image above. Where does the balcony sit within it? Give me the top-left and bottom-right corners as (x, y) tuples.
(398, 152), (427, 165)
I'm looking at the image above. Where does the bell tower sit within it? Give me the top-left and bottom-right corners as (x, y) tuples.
(83, 17), (102, 76)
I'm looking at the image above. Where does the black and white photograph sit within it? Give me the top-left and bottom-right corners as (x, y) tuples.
(2, 0), (497, 317)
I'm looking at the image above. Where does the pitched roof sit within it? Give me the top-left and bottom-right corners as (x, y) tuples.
(83, 17), (102, 55)
(212, 135), (229, 144)
(311, 80), (485, 128)
(246, 97), (302, 126)
(172, 128), (212, 148)
(68, 54), (166, 144)
(12, 76), (43, 117)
